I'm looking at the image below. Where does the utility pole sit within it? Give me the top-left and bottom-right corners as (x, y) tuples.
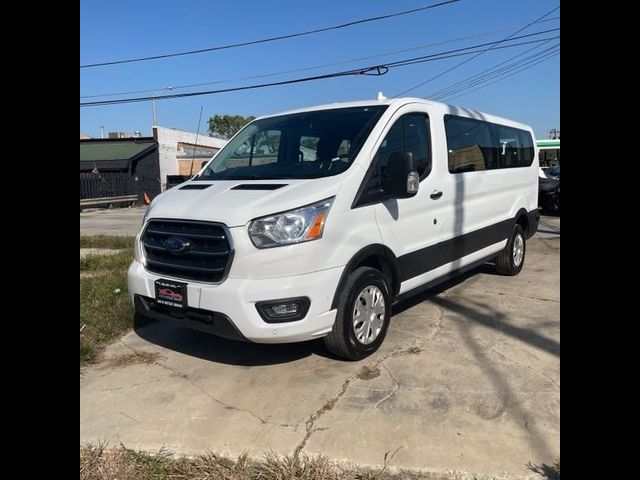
(151, 86), (173, 127)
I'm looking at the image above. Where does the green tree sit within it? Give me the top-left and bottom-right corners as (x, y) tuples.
(208, 114), (256, 139)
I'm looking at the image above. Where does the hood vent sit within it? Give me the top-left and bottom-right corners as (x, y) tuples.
(180, 183), (213, 190)
(231, 184), (288, 191)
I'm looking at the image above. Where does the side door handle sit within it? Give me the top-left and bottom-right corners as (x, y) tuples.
(430, 190), (443, 200)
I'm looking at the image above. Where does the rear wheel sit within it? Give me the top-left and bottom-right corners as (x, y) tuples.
(495, 224), (526, 276)
(324, 267), (391, 360)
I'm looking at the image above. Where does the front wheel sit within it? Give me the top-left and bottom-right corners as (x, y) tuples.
(495, 224), (526, 276)
(323, 267), (392, 360)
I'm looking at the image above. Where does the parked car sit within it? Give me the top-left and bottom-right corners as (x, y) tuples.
(538, 168), (560, 215)
(130, 97), (540, 360)
(545, 165), (560, 179)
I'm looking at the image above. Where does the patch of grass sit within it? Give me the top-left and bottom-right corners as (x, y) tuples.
(80, 235), (136, 249)
(80, 247), (135, 366)
(102, 351), (163, 369)
(357, 365), (381, 380)
(81, 443), (537, 480)
(80, 444), (416, 480)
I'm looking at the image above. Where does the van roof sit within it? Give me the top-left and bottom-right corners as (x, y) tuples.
(257, 97), (532, 132)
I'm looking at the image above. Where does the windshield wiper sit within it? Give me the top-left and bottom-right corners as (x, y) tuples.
(193, 170), (218, 180)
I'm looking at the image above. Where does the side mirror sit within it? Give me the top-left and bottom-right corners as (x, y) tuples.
(384, 152), (419, 199)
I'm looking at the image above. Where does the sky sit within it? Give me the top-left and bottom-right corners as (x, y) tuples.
(80, 0), (560, 140)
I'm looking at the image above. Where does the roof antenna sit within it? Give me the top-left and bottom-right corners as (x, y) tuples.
(377, 91), (387, 101)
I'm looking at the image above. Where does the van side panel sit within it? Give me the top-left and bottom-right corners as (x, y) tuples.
(375, 105), (538, 296)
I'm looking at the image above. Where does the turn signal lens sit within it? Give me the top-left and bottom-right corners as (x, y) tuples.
(304, 211), (327, 240)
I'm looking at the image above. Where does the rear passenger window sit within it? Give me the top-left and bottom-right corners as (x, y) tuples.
(445, 115), (535, 172)
(496, 125), (522, 169)
(495, 125), (535, 168)
(444, 116), (496, 173)
(518, 130), (535, 166)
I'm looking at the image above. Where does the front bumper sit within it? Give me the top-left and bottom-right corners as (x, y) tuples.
(127, 260), (341, 343)
(134, 295), (247, 341)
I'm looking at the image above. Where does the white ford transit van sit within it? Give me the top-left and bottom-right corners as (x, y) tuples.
(128, 97), (540, 360)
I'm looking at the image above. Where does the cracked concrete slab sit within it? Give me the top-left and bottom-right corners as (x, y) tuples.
(80, 236), (559, 478)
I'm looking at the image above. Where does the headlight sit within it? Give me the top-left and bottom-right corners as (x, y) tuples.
(133, 232), (145, 264)
(248, 197), (334, 248)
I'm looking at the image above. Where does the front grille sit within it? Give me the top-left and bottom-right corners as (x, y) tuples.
(142, 219), (233, 283)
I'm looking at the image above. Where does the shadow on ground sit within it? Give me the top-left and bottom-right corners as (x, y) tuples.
(528, 461), (560, 480)
(135, 262), (501, 367)
(134, 322), (341, 366)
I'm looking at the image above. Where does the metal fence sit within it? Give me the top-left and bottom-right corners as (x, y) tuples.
(80, 171), (134, 199)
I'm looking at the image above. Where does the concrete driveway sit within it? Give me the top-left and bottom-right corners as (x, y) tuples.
(80, 206), (147, 236)
(80, 236), (559, 478)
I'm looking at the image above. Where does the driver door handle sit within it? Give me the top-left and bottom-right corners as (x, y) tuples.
(430, 190), (443, 200)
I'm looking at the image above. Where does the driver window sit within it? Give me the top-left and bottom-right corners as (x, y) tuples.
(376, 121), (403, 172)
(374, 113), (431, 179)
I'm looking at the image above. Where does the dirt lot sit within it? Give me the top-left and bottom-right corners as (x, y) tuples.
(80, 235), (559, 479)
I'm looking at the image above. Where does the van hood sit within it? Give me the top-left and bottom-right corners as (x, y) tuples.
(146, 177), (342, 227)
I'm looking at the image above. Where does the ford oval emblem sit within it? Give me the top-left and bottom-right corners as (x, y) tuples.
(164, 236), (191, 254)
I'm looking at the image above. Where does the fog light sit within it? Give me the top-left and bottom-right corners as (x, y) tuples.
(270, 303), (299, 315)
(256, 297), (310, 323)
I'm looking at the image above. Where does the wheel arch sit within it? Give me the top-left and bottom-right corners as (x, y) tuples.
(331, 244), (400, 309)
(514, 207), (530, 237)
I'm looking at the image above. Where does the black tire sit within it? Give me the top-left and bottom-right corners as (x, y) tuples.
(323, 267), (392, 361)
(495, 224), (526, 276)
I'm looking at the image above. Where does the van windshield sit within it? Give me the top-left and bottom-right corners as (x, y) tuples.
(195, 106), (387, 180)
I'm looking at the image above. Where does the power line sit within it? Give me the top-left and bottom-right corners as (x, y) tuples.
(380, 30), (557, 68)
(429, 40), (558, 99)
(80, 0), (462, 69)
(434, 45), (560, 99)
(444, 50), (559, 101)
(80, 33), (558, 107)
(81, 66), (388, 107)
(392, 4), (560, 97)
(428, 39), (556, 98)
(80, 17), (559, 99)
